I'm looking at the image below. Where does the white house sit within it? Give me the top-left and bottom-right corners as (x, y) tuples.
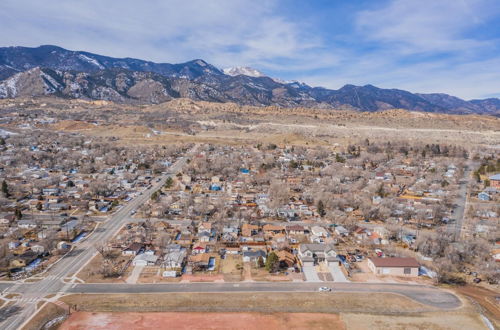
(132, 252), (158, 266)
(298, 243), (338, 267)
(311, 226), (329, 237)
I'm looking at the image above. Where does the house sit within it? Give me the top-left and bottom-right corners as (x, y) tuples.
(262, 224), (285, 235)
(353, 227), (369, 240)
(286, 225), (306, 235)
(276, 250), (296, 268)
(242, 250), (267, 263)
(489, 174), (500, 189)
(132, 251), (158, 266)
(241, 223), (259, 237)
(10, 250), (39, 269)
(192, 243), (207, 254)
(198, 231), (212, 242)
(8, 241), (20, 250)
(334, 226), (349, 236)
(122, 243), (144, 256)
(298, 244), (338, 266)
(57, 241), (71, 250)
(31, 245), (45, 253)
(311, 226), (329, 237)
(226, 246), (241, 255)
(188, 253), (211, 270)
(17, 220), (37, 229)
(367, 257), (419, 277)
(163, 244), (187, 270)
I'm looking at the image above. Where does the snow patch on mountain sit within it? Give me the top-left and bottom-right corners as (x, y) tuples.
(40, 71), (62, 93)
(223, 66), (266, 78)
(78, 54), (105, 69)
(0, 73), (20, 97)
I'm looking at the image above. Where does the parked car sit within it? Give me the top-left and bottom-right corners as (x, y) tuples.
(318, 287), (332, 292)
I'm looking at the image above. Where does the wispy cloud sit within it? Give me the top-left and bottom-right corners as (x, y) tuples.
(355, 0), (498, 54)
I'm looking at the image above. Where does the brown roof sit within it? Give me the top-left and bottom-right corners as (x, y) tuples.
(369, 257), (419, 268)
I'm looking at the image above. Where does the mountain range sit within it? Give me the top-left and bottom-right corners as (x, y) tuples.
(0, 45), (498, 115)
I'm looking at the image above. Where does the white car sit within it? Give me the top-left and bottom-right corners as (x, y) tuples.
(318, 287), (332, 292)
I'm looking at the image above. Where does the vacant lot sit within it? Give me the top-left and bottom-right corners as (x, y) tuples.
(60, 312), (345, 330)
(76, 254), (130, 283)
(60, 292), (431, 314)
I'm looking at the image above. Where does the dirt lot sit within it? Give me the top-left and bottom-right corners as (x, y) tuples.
(60, 292), (432, 314)
(219, 255), (242, 281)
(60, 311), (345, 330)
(22, 302), (66, 330)
(76, 254), (130, 283)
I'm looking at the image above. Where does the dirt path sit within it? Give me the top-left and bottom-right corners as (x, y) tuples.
(454, 285), (499, 328)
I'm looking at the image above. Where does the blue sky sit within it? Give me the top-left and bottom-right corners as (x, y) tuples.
(1, 0), (499, 99)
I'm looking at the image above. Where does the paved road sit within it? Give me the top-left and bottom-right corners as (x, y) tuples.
(0, 147), (197, 330)
(64, 282), (460, 310)
(448, 162), (475, 240)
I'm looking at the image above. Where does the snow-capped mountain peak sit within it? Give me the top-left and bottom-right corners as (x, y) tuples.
(223, 66), (266, 78)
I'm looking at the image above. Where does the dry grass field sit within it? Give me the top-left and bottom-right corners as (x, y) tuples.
(60, 292), (433, 314)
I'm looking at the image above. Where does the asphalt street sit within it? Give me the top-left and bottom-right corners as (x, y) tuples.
(65, 281), (461, 309)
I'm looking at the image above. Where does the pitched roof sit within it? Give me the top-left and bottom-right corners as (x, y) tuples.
(489, 174), (500, 181)
(369, 257), (419, 268)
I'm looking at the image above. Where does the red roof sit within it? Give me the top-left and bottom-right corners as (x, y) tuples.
(369, 257), (419, 268)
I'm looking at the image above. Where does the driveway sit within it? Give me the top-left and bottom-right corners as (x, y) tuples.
(302, 265), (321, 282)
(126, 265), (144, 284)
(328, 263), (349, 282)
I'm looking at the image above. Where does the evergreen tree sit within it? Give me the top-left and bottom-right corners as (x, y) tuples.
(317, 200), (326, 217)
(1, 180), (9, 197)
(265, 252), (279, 272)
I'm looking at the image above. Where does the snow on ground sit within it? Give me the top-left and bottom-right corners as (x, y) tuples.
(78, 54), (105, 69)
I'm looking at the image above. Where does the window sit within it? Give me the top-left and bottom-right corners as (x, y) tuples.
(404, 267), (411, 274)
